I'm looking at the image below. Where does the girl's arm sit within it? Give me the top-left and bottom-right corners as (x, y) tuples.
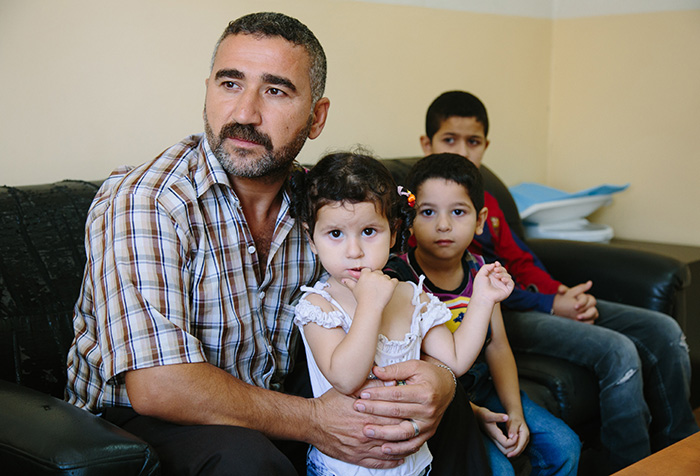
(422, 262), (514, 376)
(303, 269), (398, 395)
(482, 303), (530, 457)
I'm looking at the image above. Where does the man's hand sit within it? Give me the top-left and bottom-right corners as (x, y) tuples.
(309, 388), (409, 469)
(350, 360), (455, 457)
(552, 281), (598, 323)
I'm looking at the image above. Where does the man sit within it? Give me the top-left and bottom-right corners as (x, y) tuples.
(65, 14), (486, 475)
(419, 90), (698, 471)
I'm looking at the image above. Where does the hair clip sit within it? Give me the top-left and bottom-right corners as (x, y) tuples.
(397, 186), (415, 208)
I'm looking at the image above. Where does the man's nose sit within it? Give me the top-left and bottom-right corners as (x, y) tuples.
(231, 89), (262, 125)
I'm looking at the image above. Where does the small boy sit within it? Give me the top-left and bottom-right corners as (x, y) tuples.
(416, 90), (698, 471)
(385, 153), (580, 476)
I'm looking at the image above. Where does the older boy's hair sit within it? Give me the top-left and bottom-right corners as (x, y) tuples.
(212, 12), (327, 103)
(406, 153), (484, 212)
(425, 91), (489, 139)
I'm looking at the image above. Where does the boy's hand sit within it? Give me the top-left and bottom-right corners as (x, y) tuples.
(472, 403), (529, 458)
(502, 412), (529, 458)
(473, 262), (514, 304)
(553, 281), (598, 323)
(344, 268), (398, 309)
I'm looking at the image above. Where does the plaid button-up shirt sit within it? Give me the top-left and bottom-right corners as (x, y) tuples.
(65, 134), (320, 412)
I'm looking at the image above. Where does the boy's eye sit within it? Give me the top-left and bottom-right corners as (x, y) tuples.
(442, 137), (455, 145)
(362, 228), (376, 237)
(468, 138), (482, 146)
(453, 209), (465, 216)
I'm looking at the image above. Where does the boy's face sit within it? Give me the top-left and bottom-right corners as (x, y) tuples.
(411, 178), (487, 263)
(420, 116), (489, 168)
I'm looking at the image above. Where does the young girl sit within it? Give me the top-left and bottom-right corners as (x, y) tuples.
(290, 151), (514, 476)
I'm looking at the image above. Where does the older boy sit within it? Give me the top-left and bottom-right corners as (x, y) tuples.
(386, 153), (580, 475)
(418, 90), (698, 471)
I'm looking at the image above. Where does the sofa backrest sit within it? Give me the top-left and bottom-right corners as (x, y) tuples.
(0, 180), (101, 397)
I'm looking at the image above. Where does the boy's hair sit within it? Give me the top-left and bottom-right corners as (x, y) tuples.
(290, 151), (413, 252)
(406, 153), (484, 212)
(212, 12), (327, 103)
(425, 91), (489, 139)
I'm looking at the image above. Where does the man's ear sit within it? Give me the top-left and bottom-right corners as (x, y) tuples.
(476, 207), (488, 235)
(308, 97), (330, 140)
(419, 135), (433, 156)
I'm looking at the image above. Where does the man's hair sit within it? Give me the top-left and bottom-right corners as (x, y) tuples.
(425, 91), (489, 140)
(212, 12), (327, 103)
(406, 153), (484, 212)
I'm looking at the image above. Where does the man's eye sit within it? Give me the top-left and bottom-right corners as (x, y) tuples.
(222, 81), (236, 89)
(268, 87), (284, 96)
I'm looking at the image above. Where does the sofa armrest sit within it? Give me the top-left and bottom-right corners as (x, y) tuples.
(527, 238), (691, 318)
(0, 380), (159, 475)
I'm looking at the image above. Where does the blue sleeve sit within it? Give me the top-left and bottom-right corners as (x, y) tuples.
(503, 287), (555, 314)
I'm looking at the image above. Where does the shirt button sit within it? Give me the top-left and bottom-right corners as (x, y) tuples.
(247, 245), (256, 254)
(259, 291), (265, 300)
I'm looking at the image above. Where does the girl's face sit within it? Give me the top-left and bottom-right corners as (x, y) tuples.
(309, 200), (396, 284)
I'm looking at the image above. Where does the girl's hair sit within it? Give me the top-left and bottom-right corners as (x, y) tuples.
(290, 151), (414, 252)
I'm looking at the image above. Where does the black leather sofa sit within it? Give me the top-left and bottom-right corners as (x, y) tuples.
(0, 160), (692, 475)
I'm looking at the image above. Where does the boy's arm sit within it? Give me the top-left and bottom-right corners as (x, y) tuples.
(470, 193), (560, 313)
(483, 304), (530, 457)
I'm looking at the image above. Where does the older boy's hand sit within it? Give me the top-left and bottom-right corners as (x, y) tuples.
(553, 281), (599, 323)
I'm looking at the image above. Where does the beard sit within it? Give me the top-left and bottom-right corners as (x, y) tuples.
(204, 112), (312, 180)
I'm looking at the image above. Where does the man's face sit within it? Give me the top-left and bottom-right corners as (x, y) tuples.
(420, 116), (489, 168)
(204, 33), (329, 178)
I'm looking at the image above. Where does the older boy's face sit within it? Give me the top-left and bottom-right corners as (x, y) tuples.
(412, 178), (487, 263)
(420, 116), (489, 168)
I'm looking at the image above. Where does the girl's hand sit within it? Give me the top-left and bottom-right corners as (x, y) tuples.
(473, 262), (514, 304)
(344, 268), (398, 308)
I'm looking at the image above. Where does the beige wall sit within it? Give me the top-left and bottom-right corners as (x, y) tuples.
(1, 1), (698, 246)
(548, 10), (700, 246)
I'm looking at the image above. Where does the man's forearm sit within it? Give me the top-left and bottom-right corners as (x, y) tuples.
(125, 362), (316, 442)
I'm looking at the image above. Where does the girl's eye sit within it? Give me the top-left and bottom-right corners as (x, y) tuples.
(329, 230), (342, 238)
(362, 228), (376, 237)
(420, 209), (434, 217)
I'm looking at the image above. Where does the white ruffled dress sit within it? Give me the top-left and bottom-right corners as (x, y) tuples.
(294, 277), (451, 476)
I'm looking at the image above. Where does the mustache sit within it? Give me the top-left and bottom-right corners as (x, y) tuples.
(219, 123), (273, 151)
